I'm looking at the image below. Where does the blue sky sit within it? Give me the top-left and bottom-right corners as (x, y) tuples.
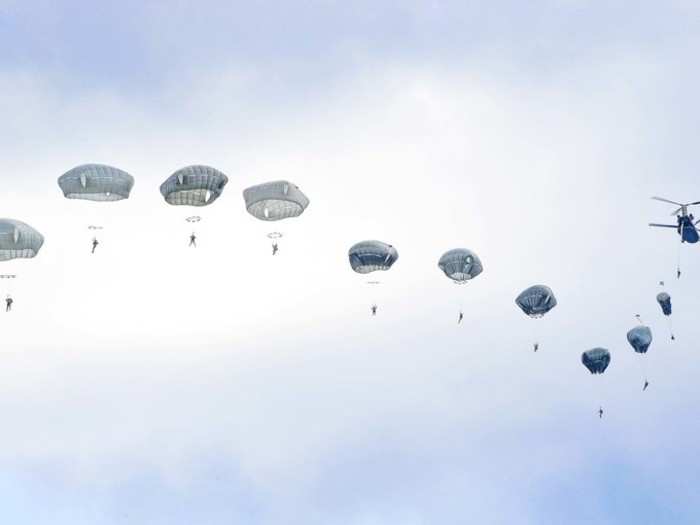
(1, 1), (700, 524)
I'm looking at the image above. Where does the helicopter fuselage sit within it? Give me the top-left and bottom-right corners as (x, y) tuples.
(678, 216), (699, 243)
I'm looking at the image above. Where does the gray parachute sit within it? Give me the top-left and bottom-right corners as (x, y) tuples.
(243, 180), (309, 221)
(656, 292), (672, 316)
(627, 325), (652, 354)
(515, 285), (557, 318)
(58, 164), (134, 201)
(349, 241), (399, 274)
(438, 249), (482, 283)
(160, 165), (228, 206)
(581, 348), (611, 374)
(0, 219), (44, 261)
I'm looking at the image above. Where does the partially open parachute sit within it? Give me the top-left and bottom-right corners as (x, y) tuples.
(656, 292), (672, 316)
(627, 325), (652, 354)
(581, 348), (611, 374)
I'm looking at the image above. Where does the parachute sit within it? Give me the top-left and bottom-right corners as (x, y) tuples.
(515, 285), (557, 351)
(581, 348), (611, 375)
(0, 219), (44, 261)
(58, 164), (134, 201)
(515, 285), (557, 318)
(160, 165), (228, 206)
(582, 347), (610, 418)
(243, 180), (309, 221)
(627, 325), (652, 354)
(656, 291), (675, 340)
(437, 248), (482, 324)
(437, 249), (482, 283)
(349, 241), (399, 274)
(349, 241), (398, 316)
(656, 292), (672, 316)
(627, 323), (652, 390)
(243, 181), (309, 254)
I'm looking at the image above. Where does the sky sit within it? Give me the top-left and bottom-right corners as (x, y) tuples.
(1, 1), (700, 523)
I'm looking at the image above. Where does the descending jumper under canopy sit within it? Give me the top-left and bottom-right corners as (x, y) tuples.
(0, 219), (44, 261)
(438, 249), (483, 283)
(515, 285), (557, 318)
(58, 164), (134, 201)
(243, 180), (310, 221)
(348, 241), (398, 274)
(627, 325), (653, 354)
(581, 348), (611, 374)
(160, 165), (228, 206)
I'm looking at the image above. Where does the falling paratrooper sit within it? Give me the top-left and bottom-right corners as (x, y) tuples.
(437, 248), (483, 325)
(58, 164), (134, 254)
(627, 322), (652, 391)
(656, 291), (675, 341)
(348, 240), (399, 317)
(160, 165), (228, 247)
(0, 219), (44, 312)
(243, 180), (310, 255)
(581, 347), (611, 419)
(515, 284), (557, 351)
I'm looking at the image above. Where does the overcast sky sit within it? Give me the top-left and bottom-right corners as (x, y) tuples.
(1, 1), (700, 524)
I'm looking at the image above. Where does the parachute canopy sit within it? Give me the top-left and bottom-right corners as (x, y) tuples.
(58, 164), (134, 201)
(438, 248), (483, 283)
(0, 219), (44, 261)
(656, 292), (672, 316)
(627, 325), (652, 354)
(160, 165), (228, 206)
(243, 180), (309, 221)
(581, 348), (611, 374)
(349, 241), (398, 274)
(515, 285), (557, 317)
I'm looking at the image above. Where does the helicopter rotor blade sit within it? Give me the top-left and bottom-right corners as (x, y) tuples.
(649, 223), (677, 228)
(671, 207), (684, 216)
(652, 196), (684, 206)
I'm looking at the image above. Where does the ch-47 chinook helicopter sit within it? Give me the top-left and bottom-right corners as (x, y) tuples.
(649, 196), (700, 278)
(649, 197), (700, 243)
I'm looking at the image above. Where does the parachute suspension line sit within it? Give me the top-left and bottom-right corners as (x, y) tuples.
(599, 374), (606, 420)
(667, 317), (675, 341)
(635, 354), (648, 391)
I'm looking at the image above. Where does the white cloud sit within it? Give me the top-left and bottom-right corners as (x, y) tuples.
(0, 11), (699, 522)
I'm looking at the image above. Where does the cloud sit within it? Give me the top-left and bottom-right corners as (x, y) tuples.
(1, 2), (700, 523)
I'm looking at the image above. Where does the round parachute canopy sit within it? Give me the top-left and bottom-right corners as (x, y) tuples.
(627, 325), (652, 354)
(656, 292), (672, 316)
(0, 219), (44, 261)
(58, 164), (134, 202)
(348, 241), (399, 274)
(160, 165), (228, 206)
(581, 348), (611, 374)
(515, 285), (557, 318)
(243, 180), (309, 221)
(438, 248), (483, 283)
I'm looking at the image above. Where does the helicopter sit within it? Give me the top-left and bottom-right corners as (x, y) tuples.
(649, 196), (700, 244)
